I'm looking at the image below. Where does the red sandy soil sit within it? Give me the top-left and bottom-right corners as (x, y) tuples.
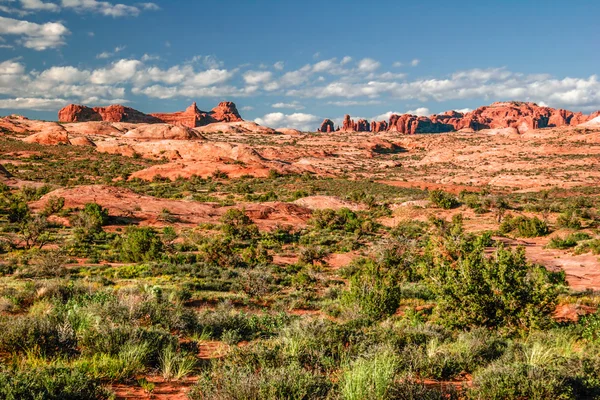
(112, 376), (196, 400)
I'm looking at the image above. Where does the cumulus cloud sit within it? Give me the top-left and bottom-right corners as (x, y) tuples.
(273, 61), (284, 70)
(406, 107), (430, 116)
(255, 112), (320, 131)
(357, 58), (381, 72)
(0, 16), (69, 50)
(90, 59), (141, 84)
(243, 70), (272, 85)
(410, 59), (420, 67)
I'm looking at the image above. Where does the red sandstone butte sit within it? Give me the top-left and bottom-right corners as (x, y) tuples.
(58, 101), (243, 128)
(323, 102), (600, 134)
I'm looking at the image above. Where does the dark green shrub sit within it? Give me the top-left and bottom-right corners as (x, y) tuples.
(428, 190), (459, 209)
(499, 215), (549, 238)
(426, 239), (563, 331)
(546, 232), (591, 250)
(115, 226), (164, 262)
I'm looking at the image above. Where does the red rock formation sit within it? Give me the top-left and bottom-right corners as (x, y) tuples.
(318, 119), (335, 133)
(210, 101), (242, 123)
(340, 115), (371, 132)
(371, 120), (388, 132)
(319, 101), (600, 134)
(58, 101), (244, 128)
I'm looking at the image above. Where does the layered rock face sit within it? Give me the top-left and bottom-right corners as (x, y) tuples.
(58, 104), (162, 124)
(58, 101), (243, 128)
(321, 102), (600, 134)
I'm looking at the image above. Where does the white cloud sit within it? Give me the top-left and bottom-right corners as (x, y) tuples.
(406, 107), (430, 116)
(141, 53), (160, 62)
(95, 45), (124, 59)
(272, 101), (304, 110)
(243, 70), (272, 85)
(241, 105), (254, 111)
(0, 16), (69, 50)
(273, 61), (284, 70)
(327, 100), (382, 107)
(454, 108), (472, 113)
(313, 58), (337, 73)
(38, 66), (90, 83)
(357, 58), (381, 72)
(341, 56), (352, 65)
(191, 55), (223, 69)
(255, 112), (320, 131)
(0, 97), (68, 110)
(392, 61), (403, 67)
(20, 0), (60, 11)
(410, 59), (420, 67)
(90, 59), (141, 84)
(60, 0), (157, 17)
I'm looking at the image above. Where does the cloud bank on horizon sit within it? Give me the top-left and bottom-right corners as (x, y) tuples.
(0, 0), (599, 131)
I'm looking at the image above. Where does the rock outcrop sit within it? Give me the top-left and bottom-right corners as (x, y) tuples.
(320, 102), (600, 134)
(318, 119), (335, 133)
(59, 101), (243, 128)
(58, 104), (162, 124)
(340, 115), (371, 132)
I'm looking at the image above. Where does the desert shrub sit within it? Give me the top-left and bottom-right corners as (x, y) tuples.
(499, 215), (549, 237)
(428, 190), (459, 209)
(0, 314), (77, 356)
(220, 208), (259, 240)
(298, 245), (330, 265)
(42, 196), (65, 216)
(404, 329), (507, 380)
(6, 197), (30, 223)
(114, 226), (164, 262)
(0, 366), (111, 400)
(556, 210), (582, 230)
(196, 305), (292, 341)
(17, 249), (68, 277)
(81, 202), (109, 227)
(19, 214), (52, 249)
(73, 342), (149, 382)
(189, 361), (332, 400)
(546, 232), (591, 250)
(342, 259), (401, 321)
(575, 239), (600, 255)
(309, 208), (371, 234)
(388, 378), (459, 400)
(426, 238), (564, 331)
(340, 348), (398, 400)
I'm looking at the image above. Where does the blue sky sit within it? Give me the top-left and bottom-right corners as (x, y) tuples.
(0, 0), (599, 130)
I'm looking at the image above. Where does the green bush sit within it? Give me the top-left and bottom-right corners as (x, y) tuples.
(115, 226), (164, 262)
(556, 210), (582, 230)
(468, 362), (572, 400)
(0, 366), (111, 400)
(426, 238), (563, 331)
(428, 190), (459, 209)
(342, 259), (401, 321)
(546, 232), (591, 250)
(220, 208), (259, 240)
(500, 215), (549, 237)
